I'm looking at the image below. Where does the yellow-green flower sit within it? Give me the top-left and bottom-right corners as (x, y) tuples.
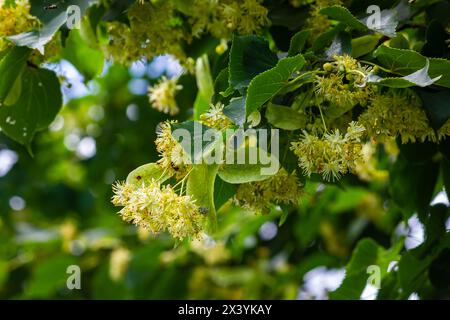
(200, 103), (232, 130)
(234, 168), (302, 214)
(291, 122), (366, 181)
(0, 0), (39, 51)
(359, 91), (437, 143)
(148, 76), (183, 116)
(112, 180), (204, 240)
(155, 121), (192, 179)
(315, 55), (374, 109)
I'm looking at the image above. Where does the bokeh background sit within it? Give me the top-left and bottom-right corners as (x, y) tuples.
(0, 56), (448, 300)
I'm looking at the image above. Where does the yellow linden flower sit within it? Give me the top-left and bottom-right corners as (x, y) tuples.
(188, 0), (269, 39)
(109, 247), (132, 282)
(359, 91), (438, 143)
(291, 122), (366, 181)
(148, 76), (183, 116)
(112, 179), (204, 240)
(237, 0), (270, 35)
(104, 22), (141, 65)
(315, 55), (374, 109)
(307, 0), (343, 41)
(155, 120), (192, 179)
(0, 0), (39, 50)
(200, 103), (232, 130)
(234, 168), (302, 214)
(105, 1), (188, 63)
(191, 237), (231, 265)
(437, 118), (450, 141)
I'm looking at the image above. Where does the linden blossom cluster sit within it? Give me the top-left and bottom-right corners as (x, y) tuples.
(112, 179), (204, 240)
(315, 55), (375, 110)
(0, 0), (39, 50)
(359, 90), (450, 143)
(148, 76), (183, 116)
(200, 103), (233, 130)
(234, 168), (302, 214)
(155, 120), (192, 179)
(104, 0), (270, 65)
(291, 122), (366, 182)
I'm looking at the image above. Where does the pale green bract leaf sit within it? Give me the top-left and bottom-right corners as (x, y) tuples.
(126, 163), (171, 186)
(265, 103), (307, 131)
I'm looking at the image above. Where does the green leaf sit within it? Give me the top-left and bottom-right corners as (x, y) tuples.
(218, 147), (279, 184)
(0, 46), (31, 103)
(62, 29), (104, 81)
(214, 176), (237, 210)
(442, 157), (450, 201)
(330, 239), (402, 300)
(288, 29), (311, 57)
(390, 149), (440, 219)
(360, 8), (398, 38)
(213, 67), (229, 99)
(312, 23), (346, 53)
(126, 163), (171, 186)
(373, 46), (450, 88)
(320, 5), (398, 37)
(194, 54), (214, 120)
(398, 205), (450, 297)
(223, 96), (246, 127)
(367, 60), (442, 88)
(265, 103), (307, 130)
(418, 90), (450, 129)
(218, 164), (268, 184)
(0, 67), (63, 149)
(246, 54), (305, 115)
(0, 260), (8, 288)
(320, 6), (367, 31)
(186, 164), (219, 232)
(351, 35), (381, 58)
(228, 35), (278, 90)
(25, 255), (77, 298)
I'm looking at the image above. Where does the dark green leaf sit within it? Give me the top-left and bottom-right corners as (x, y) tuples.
(246, 54), (305, 115)
(351, 35), (381, 58)
(390, 150), (440, 219)
(228, 35), (278, 90)
(367, 60), (442, 88)
(214, 176), (237, 209)
(0, 67), (63, 149)
(418, 89), (450, 129)
(0, 46), (31, 103)
(374, 46), (450, 88)
(288, 29), (311, 56)
(320, 6), (367, 31)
